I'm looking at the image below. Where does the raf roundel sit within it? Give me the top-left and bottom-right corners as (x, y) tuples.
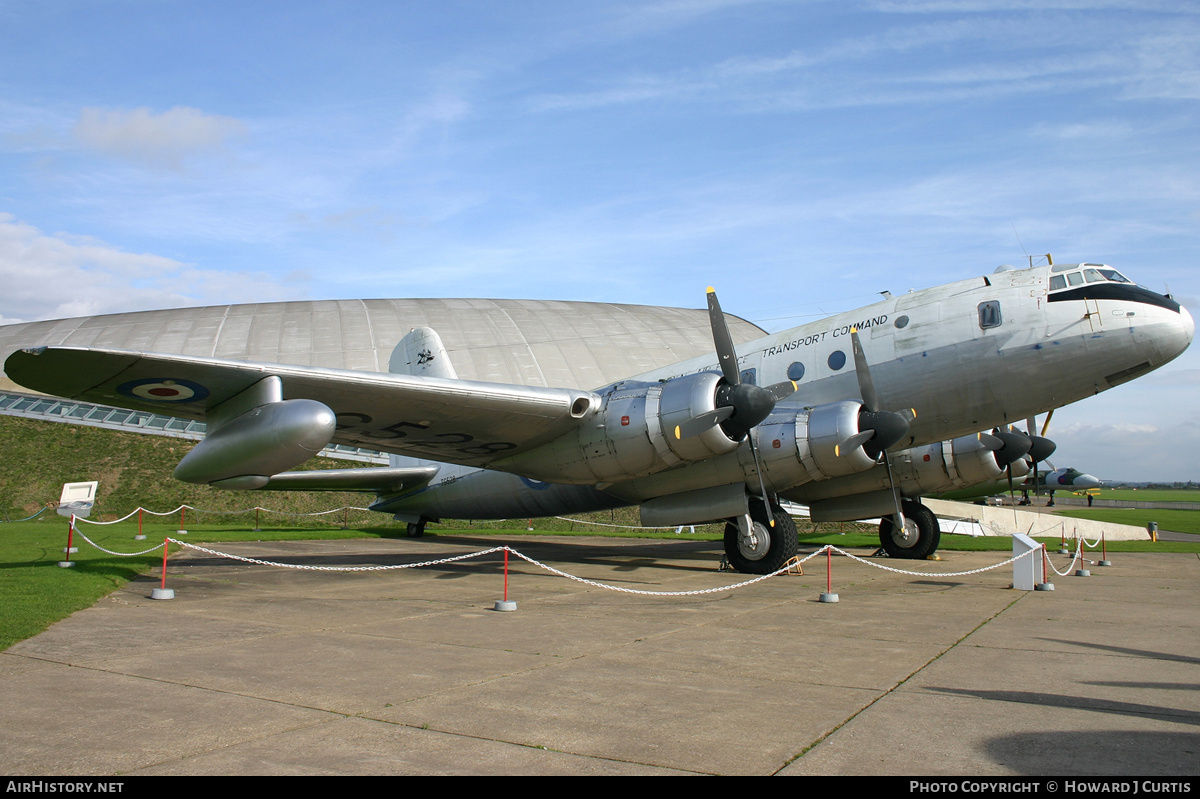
(117, 378), (209, 403)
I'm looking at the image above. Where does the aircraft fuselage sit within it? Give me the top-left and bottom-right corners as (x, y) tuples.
(375, 263), (1192, 524)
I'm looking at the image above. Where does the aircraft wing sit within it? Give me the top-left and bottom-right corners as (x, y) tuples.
(4, 346), (597, 468)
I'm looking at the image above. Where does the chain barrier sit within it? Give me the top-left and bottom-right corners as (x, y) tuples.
(67, 504), (375, 525)
(56, 528), (1073, 599)
(1044, 544), (1083, 577)
(72, 527), (167, 558)
(169, 539), (510, 571)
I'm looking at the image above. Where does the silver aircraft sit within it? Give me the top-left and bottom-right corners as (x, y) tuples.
(4, 262), (1193, 572)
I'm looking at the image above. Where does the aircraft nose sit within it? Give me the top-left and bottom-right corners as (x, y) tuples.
(1076, 473), (1102, 489)
(1181, 304), (1196, 347)
(1156, 303), (1195, 364)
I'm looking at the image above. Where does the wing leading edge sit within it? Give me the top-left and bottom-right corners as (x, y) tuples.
(4, 346), (598, 468)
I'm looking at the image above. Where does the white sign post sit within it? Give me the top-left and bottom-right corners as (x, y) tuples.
(57, 481), (99, 519)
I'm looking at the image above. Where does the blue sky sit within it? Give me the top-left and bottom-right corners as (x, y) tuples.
(1, 0), (1197, 481)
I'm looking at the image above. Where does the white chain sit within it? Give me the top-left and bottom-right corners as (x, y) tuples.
(73, 528), (167, 557)
(56, 532), (1081, 596)
(1045, 545), (1083, 576)
(828, 544), (1038, 576)
(168, 539), (509, 571)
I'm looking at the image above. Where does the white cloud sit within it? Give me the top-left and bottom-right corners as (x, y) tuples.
(71, 106), (247, 170)
(0, 214), (304, 324)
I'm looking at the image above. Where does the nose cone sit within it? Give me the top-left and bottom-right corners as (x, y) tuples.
(1073, 473), (1102, 490)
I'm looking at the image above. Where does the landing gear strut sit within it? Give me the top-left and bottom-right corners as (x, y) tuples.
(723, 502), (798, 574)
(878, 499), (940, 559)
(406, 519), (427, 538)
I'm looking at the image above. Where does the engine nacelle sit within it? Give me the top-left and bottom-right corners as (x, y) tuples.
(887, 433), (1031, 495)
(174, 399), (337, 489)
(750, 400), (879, 489)
(537, 372), (741, 484)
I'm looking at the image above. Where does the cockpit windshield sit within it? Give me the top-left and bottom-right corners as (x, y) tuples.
(1049, 264), (1133, 291)
(1046, 262), (1180, 313)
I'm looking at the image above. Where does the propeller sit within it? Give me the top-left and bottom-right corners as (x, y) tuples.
(848, 328), (915, 458)
(1025, 411), (1056, 497)
(847, 327), (916, 534)
(674, 287), (798, 526)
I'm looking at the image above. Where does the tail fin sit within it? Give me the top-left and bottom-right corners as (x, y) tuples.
(389, 326), (458, 379)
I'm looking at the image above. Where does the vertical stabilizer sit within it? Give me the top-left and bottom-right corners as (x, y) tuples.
(389, 326), (458, 379)
(387, 327), (457, 470)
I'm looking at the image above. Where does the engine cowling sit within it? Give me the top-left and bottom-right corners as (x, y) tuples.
(532, 372), (740, 484)
(506, 376), (885, 490)
(881, 433), (1032, 495)
(748, 400), (879, 490)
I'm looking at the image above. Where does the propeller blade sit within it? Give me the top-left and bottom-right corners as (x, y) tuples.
(849, 328), (880, 412)
(706, 287), (741, 387)
(977, 432), (1004, 451)
(837, 430), (875, 456)
(673, 406), (736, 440)
(1040, 409), (1054, 438)
(764, 379), (798, 402)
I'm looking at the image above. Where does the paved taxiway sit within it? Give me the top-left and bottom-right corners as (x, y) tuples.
(2, 535), (1197, 775)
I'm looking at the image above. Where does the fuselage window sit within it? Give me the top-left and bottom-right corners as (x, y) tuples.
(894, 315), (910, 329)
(1049, 274), (1066, 291)
(740, 368), (757, 385)
(978, 300), (1003, 330)
(787, 362), (805, 381)
(828, 351), (846, 371)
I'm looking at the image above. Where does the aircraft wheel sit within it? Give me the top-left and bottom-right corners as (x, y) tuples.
(723, 503), (798, 575)
(878, 500), (940, 559)
(406, 520), (426, 538)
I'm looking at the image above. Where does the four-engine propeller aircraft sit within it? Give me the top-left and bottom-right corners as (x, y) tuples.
(4, 262), (1193, 572)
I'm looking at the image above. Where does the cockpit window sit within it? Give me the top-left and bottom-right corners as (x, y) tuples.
(1048, 265), (1136, 292)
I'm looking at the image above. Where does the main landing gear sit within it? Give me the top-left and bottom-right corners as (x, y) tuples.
(878, 499), (940, 559)
(723, 501), (799, 575)
(406, 519), (427, 538)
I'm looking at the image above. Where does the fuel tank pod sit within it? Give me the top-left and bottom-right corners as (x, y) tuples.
(173, 397), (337, 489)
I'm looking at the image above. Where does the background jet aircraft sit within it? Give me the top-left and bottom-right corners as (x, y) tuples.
(3, 262), (1193, 573)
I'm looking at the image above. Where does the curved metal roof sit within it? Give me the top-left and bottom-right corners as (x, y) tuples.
(0, 298), (766, 394)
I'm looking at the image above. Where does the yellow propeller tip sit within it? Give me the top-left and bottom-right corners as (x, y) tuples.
(706, 286), (716, 294)
(674, 425), (681, 439)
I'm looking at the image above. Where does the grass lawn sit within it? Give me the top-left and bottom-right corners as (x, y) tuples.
(1089, 488), (1200, 503)
(4, 515), (1198, 652)
(1053, 507), (1200, 535)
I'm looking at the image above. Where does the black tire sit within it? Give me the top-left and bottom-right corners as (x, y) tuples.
(878, 499), (940, 559)
(406, 521), (426, 538)
(723, 502), (799, 574)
